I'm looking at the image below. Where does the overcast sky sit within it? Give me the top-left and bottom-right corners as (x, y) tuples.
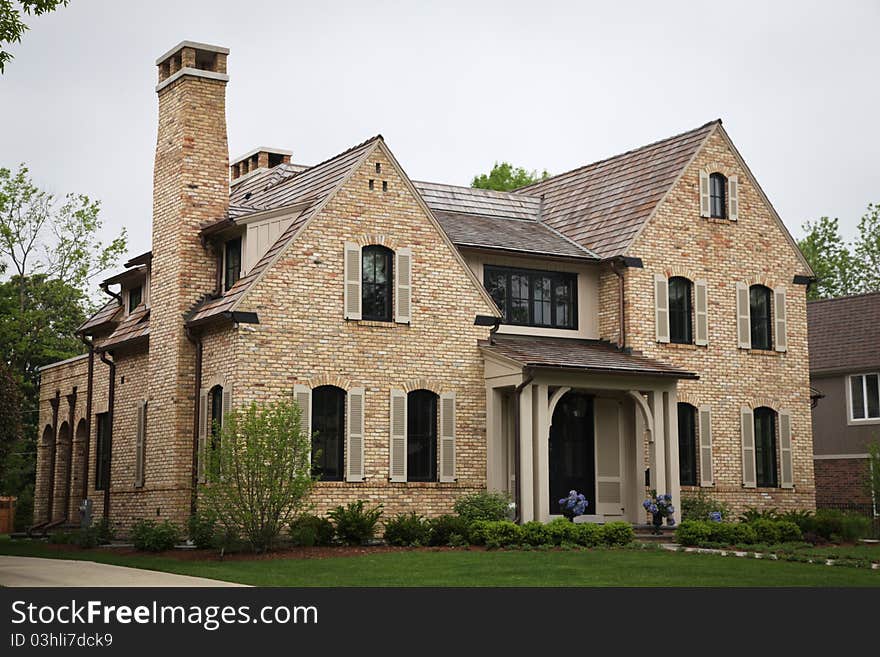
(1, 0), (878, 273)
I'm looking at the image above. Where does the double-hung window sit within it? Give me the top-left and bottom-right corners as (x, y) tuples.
(849, 373), (880, 422)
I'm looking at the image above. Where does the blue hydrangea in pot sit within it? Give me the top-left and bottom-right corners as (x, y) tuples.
(558, 490), (589, 521)
(642, 491), (675, 534)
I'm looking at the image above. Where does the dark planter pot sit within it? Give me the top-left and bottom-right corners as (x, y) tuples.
(652, 512), (664, 535)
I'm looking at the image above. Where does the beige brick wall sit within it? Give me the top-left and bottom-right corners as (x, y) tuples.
(625, 129), (815, 514)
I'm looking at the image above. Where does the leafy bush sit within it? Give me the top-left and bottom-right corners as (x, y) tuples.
(546, 518), (576, 545)
(48, 530), (74, 545)
(600, 521), (635, 546)
(466, 519), (492, 545)
(675, 520), (715, 547)
(288, 514), (335, 547)
(188, 510), (217, 549)
(571, 522), (603, 547)
(520, 521), (551, 546)
(328, 500), (383, 546)
(130, 519), (181, 552)
(775, 520), (803, 543)
(453, 491), (511, 522)
(383, 512), (430, 547)
(427, 514), (470, 547)
(738, 506), (780, 523)
(482, 520), (523, 548)
(680, 491), (732, 522)
(750, 518), (782, 544)
(95, 518), (114, 544)
(796, 509), (873, 542)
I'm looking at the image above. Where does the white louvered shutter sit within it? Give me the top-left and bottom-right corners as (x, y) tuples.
(694, 279), (709, 346)
(439, 392), (456, 483)
(389, 389), (407, 482)
(736, 282), (751, 349)
(222, 384), (233, 422)
(135, 399), (146, 488)
(741, 407), (756, 488)
(654, 275), (670, 343)
(293, 384), (312, 466)
(698, 405), (713, 487)
(347, 387), (365, 482)
(728, 175), (739, 221)
(699, 170), (711, 217)
(774, 287), (787, 352)
(779, 409), (794, 488)
(197, 391), (208, 484)
(395, 248), (412, 324)
(343, 242), (362, 320)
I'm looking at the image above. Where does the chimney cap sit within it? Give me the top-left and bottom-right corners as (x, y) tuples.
(231, 146), (293, 163)
(155, 40), (229, 66)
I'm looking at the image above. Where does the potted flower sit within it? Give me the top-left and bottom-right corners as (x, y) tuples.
(558, 490), (589, 521)
(642, 491), (675, 534)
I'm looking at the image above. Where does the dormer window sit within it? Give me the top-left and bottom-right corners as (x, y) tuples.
(224, 237), (242, 291)
(699, 171), (739, 221)
(709, 173), (726, 218)
(128, 285), (143, 313)
(484, 265), (577, 330)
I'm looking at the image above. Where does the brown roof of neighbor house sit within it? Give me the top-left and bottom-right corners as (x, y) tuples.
(94, 305), (150, 351)
(516, 120), (719, 258)
(807, 292), (880, 374)
(480, 334), (698, 379)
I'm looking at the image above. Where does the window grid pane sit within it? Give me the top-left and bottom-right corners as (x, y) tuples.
(866, 374), (879, 419)
(668, 277), (693, 344)
(749, 285), (773, 350)
(754, 408), (778, 488)
(677, 403), (697, 486)
(851, 375), (866, 419)
(362, 246), (393, 321)
(484, 266), (577, 330)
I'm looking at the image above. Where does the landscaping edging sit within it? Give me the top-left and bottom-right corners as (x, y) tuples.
(659, 543), (880, 570)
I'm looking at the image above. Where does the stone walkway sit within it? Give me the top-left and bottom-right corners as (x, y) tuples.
(0, 556), (247, 587)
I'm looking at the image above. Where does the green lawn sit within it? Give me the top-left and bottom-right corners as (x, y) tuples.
(1, 538), (878, 586)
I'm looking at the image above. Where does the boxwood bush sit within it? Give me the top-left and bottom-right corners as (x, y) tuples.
(130, 519), (181, 552)
(546, 518), (577, 545)
(453, 491), (511, 522)
(600, 521), (635, 546)
(520, 521), (551, 546)
(571, 522), (603, 547)
(427, 514), (470, 547)
(676, 519), (804, 548)
(288, 514), (335, 547)
(328, 501), (383, 546)
(383, 512), (430, 546)
(482, 520), (523, 548)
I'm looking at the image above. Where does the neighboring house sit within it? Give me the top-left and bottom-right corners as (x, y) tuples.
(33, 41), (816, 534)
(808, 292), (880, 513)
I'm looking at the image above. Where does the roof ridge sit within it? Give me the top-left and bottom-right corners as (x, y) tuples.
(414, 179), (542, 201)
(514, 119), (721, 193)
(808, 290), (880, 305)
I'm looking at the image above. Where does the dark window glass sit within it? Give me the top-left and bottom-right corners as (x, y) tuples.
(210, 385), (223, 452)
(851, 375), (865, 419)
(128, 285), (142, 312)
(867, 374), (880, 419)
(678, 403), (697, 486)
(95, 412), (111, 491)
(483, 266), (577, 330)
(852, 374), (880, 420)
(312, 386), (346, 481)
(710, 173), (726, 218)
(362, 245), (393, 321)
(668, 277), (693, 344)
(754, 407), (778, 488)
(407, 389), (437, 482)
(225, 237), (242, 292)
(749, 285), (773, 350)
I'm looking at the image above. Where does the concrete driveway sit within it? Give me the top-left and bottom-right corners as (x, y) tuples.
(0, 556), (247, 587)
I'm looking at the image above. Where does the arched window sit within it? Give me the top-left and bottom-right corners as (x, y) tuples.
(311, 386), (346, 481)
(749, 285), (773, 350)
(362, 245), (393, 321)
(209, 385), (224, 452)
(754, 407), (778, 487)
(677, 402), (698, 486)
(709, 173), (726, 218)
(407, 389), (438, 482)
(668, 277), (693, 344)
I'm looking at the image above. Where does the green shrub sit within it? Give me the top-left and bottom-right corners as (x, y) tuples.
(739, 506), (780, 523)
(130, 519), (181, 552)
(453, 491), (511, 522)
(726, 523), (758, 545)
(383, 512), (430, 546)
(188, 510), (217, 549)
(675, 520), (714, 546)
(328, 501), (383, 546)
(94, 518), (114, 544)
(600, 521), (634, 546)
(571, 522), (602, 547)
(839, 513), (872, 541)
(48, 531), (74, 545)
(520, 521), (551, 546)
(680, 491), (732, 522)
(776, 521), (803, 543)
(288, 514), (335, 547)
(546, 518), (576, 545)
(427, 515), (471, 547)
(467, 520), (492, 545)
(750, 518), (782, 544)
(482, 520), (522, 549)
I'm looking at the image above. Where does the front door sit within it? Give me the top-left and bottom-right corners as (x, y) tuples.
(549, 391), (595, 516)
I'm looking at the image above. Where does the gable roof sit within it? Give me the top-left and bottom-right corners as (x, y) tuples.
(517, 121), (718, 258)
(807, 292), (880, 375)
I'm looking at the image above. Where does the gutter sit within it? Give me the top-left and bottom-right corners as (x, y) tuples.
(98, 351), (116, 520)
(512, 369), (534, 524)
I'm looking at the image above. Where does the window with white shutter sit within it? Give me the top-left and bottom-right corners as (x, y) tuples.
(741, 406), (756, 488)
(736, 282), (751, 349)
(774, 287), (787, 352)
(694, 279), (708, 346)
(699, 170), (710, 218)
(135, 400), (146, 488)
(654, 274), (670, 343)
(347, 387), (365, 482)
(197, 391), (208, 484)
(439, 392), (456, 483)
(728, 175), (739, 221)
(343, 242), (362, 320)
(389, 389), (407, 482)
(779, 409), (793, 488)
(698, 405), (713, 487)
(395, 248), (412, 324)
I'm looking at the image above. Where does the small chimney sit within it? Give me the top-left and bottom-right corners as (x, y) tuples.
(230, 147), (292, 181)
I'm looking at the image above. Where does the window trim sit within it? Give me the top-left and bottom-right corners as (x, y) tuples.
(847, 373), (880, 425)
(484, 264), (578, 330)
(749, 284), (773, 351)
(361, 244), (394, 322)
(677, 402), (698, 487)
(311, 385), (347, 482)
(406, 389), (438, 483)
(127, 285), (143, 314)
(668, 276), (694, 345)
(753, 406), (779, 488)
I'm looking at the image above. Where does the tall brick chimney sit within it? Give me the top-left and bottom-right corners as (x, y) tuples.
(149, 41), (230, 523)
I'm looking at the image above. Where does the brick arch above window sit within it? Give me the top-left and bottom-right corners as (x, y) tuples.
(204, 374), (227, 391)
(701, 163), (736, 178)
(741, 277), (779, 290)
(676, 393), (703, 408)
(303, 374), (354, 391)
(354, 233), (401, 251)
(662, 268), (698, 282)
(400, 378), (447, 395)
(745, 398), (784, 412)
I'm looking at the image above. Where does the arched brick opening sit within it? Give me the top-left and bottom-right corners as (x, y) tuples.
(38, 425), (54, 523)
(53, 421), (71, 522)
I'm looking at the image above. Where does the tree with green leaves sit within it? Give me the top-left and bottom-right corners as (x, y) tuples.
(0, 0), (70, 73)
(471, 162), (550, 192)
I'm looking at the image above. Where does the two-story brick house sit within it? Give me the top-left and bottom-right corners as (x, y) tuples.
(32, 41), (815, 534)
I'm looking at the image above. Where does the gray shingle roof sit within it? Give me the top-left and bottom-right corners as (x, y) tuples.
(415, 180), (541, 221)
(807, 292), (880, 374)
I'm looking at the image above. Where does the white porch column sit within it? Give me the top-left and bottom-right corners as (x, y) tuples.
(518, 384), (535, 522)
(533, 384), (550, 523)
(664, 387), (681, 520)
(648, 390), (667, 495)
(485, 387), (504, 492)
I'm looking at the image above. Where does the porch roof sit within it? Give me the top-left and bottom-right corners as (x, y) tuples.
(480, 334), (698, 379)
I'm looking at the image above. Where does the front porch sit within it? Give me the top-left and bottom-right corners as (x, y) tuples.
(481, 334), (698, 524)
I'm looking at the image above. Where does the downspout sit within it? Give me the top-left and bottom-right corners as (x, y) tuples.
(100, 282), (122, 305)
(186, 327), (203, 515)
(512, 369), (534, 524)
(79, 336), (95, 502)
(98, 351), (116, 520)
(611, 260), (627, 350)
